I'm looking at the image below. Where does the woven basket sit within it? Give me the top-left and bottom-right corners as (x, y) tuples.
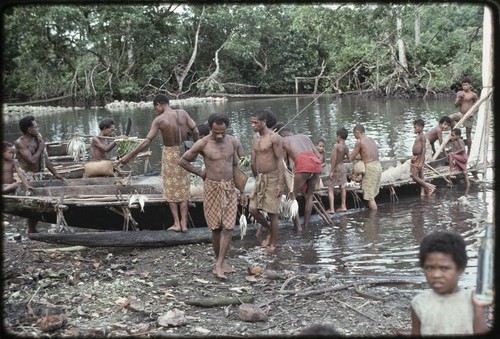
(233, 166), (249, 192)
(84, 160), (114, 177)
(115, 138), (144, 158)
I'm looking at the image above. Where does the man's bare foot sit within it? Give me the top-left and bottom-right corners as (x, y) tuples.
(256, 225), (262, 239)
(325, 209), (335, 214)
(213, 267), (227, 280)
(167, 225), (182, 232)
(222, 263), (235, 273)
(426, 187), (435, 196)
(261, 238), (270, 247)
(181, 224), (188, 233)
(337, 208), (347, 212)
(265, 245), (276, 254)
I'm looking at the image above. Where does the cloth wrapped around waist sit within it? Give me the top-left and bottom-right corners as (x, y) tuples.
(294, 151), (322, 174)
(203, 178), (237, 231)
(249, 169), (281, 214)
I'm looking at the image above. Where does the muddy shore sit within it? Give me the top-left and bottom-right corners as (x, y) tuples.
(2, 214), (424, 337)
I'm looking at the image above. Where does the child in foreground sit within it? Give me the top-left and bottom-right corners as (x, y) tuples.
(411, 230), (491, 335)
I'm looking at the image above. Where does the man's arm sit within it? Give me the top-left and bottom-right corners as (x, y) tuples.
(349, 141), (361, 162)
(271, 134), (284, 197)
(454, 91), (465, 108)
(13, 160), (33, 190)
(120, 121), (159, 164)
(15, 139), (44, 168)
(92, 136), (118, 154)
(179, 140), (205, 179)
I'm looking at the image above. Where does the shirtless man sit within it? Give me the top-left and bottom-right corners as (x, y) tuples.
(15, 115), (64, 181)
(278, 126), (322, 231)
(179, 113), (246, 280)
(411, 119), (435, 196)
(15, 115), (63, 233)
(119, 93), (199, 232)
(449, 77), (478, 155)
(425, 116), (451, 161)
(349, 124), (382, 210)
(90, 118), (126, 160)
(249, 109), (284, 253)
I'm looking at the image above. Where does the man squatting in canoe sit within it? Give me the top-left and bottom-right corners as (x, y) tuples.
(248, 109), (284, 254)
(277, 124), (322, 232)
(179, 113), (247, 280)
(119, 94), (199, 232)
(349, 124), (382, 210)
(15, 115), (64, 234)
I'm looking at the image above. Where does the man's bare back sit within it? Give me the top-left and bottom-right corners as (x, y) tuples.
(282, 134), (320, 160)
(350, 135), (379, 163)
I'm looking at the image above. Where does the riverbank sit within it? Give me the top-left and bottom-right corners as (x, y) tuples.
(1, 96), (228, 122)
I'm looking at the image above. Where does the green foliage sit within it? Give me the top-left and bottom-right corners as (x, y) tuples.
(2, 3), (485, 102)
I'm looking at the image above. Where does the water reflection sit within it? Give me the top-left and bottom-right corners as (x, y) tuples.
(246, 184), (493, 288)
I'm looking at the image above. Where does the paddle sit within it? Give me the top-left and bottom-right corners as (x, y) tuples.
(125, 118), (132, 136)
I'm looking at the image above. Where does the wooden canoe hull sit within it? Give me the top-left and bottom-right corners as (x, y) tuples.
(4, 160), (471, 233)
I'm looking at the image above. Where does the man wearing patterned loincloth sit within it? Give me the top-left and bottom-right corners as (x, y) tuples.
(277, 125), (322, 231)
(120, 94), (199, 232)
(349, 124), (382, 210)
(248, 109), (284, 253)
(179, 113), (246, 280)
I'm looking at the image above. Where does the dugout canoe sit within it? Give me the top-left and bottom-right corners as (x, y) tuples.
(4, 157), (473, 234)
(27, 209), (364, 247)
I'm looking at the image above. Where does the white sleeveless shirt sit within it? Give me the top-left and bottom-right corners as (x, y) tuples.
(411, 288), (474, 335)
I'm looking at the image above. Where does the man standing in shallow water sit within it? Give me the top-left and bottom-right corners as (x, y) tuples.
(119, 93), (199, 233)
(179, 113), (246, 280)
(277, 125), (322, 231)
(249, 109), (284, 254)
(349, 124), (382, 210)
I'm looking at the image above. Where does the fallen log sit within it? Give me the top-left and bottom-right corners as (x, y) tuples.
(27, 210), (363, 247)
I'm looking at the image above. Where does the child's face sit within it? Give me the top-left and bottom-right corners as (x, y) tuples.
(316, 142), (325, 153)
(3, 147), (14, 161)
(440, 122), (450, 131)
(450, 132), (458, 140)
(102, 125), (116, 137)
(423, 252), (463, 294)
(413, 124), (423, 134)
(461, 82), (471, 91)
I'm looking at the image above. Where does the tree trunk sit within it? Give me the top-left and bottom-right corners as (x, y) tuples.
(175, 6), (205, 95)
(415, 10), (421, 45)
(396, 17), (408, 70)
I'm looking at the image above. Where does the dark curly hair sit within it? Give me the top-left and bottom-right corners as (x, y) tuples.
(418, 231), (468, 269)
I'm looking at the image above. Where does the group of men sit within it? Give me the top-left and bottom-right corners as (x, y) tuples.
(4, 77), (477, 279)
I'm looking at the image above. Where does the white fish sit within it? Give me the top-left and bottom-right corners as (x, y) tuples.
(128, 194), (148, 212)
(289, 199), (299, 220)
(240, 214), (247, 240)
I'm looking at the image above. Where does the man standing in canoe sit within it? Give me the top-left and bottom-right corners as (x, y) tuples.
(179, 113), (246, 280)
(349, 124), (382, 210)
(15, 115), (64, 234)
(119, 93), (199, 233)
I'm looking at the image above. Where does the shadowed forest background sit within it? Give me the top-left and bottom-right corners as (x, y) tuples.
(2, 3), (484, 106)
